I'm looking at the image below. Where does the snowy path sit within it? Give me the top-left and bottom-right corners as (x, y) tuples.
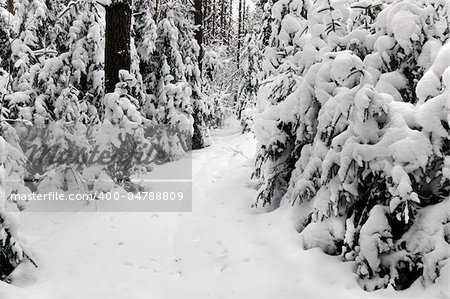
(2, 130), (438, 299)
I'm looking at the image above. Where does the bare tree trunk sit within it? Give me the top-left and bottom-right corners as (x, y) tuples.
(237, 0), (242, 66)
(105, 0), (132, 93)
(154, 0), (160, 22)
(220, 0), (226, 44)
(7, 0), (14, 14)
(243, 3), (247, 35)
(228, 0), (232, 45)
(211, 0), (216, 40)
(194, 0), (204, 73)
(193, 0), (208, 150)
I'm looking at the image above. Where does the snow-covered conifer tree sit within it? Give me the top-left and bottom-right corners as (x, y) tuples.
(144, 2), (195, 158)
(132, 0), (157, 104)
(253, 0), (450, 291)
(252, 0), (308, 208)
(90, 71), (151, 191)
(0, 2), (36, 280)
(0, 78), (33, 280)
(30, 0), (104, 120)
(2, 0), (48, 124)
(236, 33), (260, 132)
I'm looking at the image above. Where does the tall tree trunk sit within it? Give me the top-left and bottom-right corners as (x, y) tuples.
(243, 3), (247, 35)
(193, 0), (207, 150)
(7, 0), (14, 14)
(237, 0), (242, 66)
(211, 0), (216, 40)
(154, 0), (159, 22)
(220, 0), (226, 44)
(194, 0), (204, 73)
(228, 0), (232, 45)
(105, 0), (132, 93)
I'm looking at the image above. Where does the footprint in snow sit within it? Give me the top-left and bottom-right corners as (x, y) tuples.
(214, 262), (229, 274)
(191, 233), (202, 242)
(170, 270), (183, 277)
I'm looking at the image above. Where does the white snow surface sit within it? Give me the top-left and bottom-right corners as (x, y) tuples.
(0, 129), (442, 299)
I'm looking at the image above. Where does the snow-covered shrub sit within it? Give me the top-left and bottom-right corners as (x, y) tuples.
(92, 71), (151, 190)
(135, 0), (210, 151)
(0, 3), (13, 71)
(27, 0), (104, 120)
(28, 86), (92, 193)
(254, 0), (450, 291)
(176, 3), (211, 149)
(354, 205), (396, 291)
(0, 6), (34, 278)
(132, 0), (158, 111)
(253, 61), (302, 209)
(0, 123), (32, 209)
(151, 55), (193, 159)
(60, 0), (105, 112)
(0, 211), (27, 280)
(0, 123), (33, 279)
(237, 34), (261, 132)
(253, 0), (307, 209)
(0, 1), (35, 123)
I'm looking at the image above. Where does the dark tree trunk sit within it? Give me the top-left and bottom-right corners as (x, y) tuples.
(228, 0), (232, 45)
(192, 0), (208, 150)
(154, 0), (159, 22)
(203, 0), (210, 44)
(105, 0), (132, 93)
(243, 3), (247, 35)
(7, 0), (14, 14)
(220, 0), (226, 44)
(192, 110), (207, 150)
(237, 0), (242, 67)
(194, 0), (204, 73)
(211, 0), (216, 39)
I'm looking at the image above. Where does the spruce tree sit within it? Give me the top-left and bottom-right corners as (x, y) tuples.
(236, 33), (260, 132)
(253, 0), (450, 291)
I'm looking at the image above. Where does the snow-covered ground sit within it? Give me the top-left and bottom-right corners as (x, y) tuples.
(0, 127), (443, 299)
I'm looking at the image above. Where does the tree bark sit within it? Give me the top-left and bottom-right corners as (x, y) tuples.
(243, 3), (247, 35)
(154, 0), (159, 22)
(194, 0), (204, 73)
(237, 0), (242, 66)
(7, 0), (14, 14)
(105, 0), (132, 93)
(193, 0), (208, 150)
(228, 0), (232, 45)
(211, 0), (216, 40)
(220, 0), (226, 44)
